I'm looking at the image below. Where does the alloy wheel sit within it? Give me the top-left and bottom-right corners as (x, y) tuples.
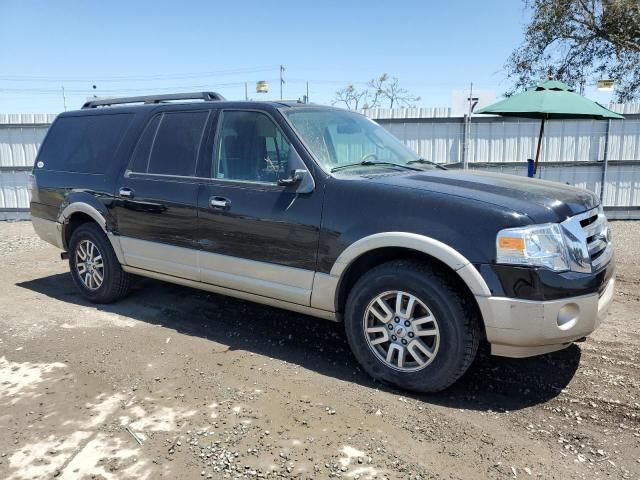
(363, 290), (440, 372)
(75, 239), (104, 290)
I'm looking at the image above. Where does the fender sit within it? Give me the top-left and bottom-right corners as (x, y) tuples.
(310, 232), (492, 312)
(58, 202), (107, 231)
(57, 196), (126, 264)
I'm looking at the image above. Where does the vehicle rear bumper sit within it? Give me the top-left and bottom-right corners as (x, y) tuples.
(31, 216), (64, 249)
(476, 276), (615, 358)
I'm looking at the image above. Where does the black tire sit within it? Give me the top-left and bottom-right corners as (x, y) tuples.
(344, 259), (480, 393)
(68, 223), (130, 303)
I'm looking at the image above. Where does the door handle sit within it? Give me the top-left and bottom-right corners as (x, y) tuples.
(209, 196), (231, 209)
(119, 187), (134, 198)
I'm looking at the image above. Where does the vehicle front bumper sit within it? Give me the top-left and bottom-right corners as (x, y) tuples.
(476, 276), (615, 358)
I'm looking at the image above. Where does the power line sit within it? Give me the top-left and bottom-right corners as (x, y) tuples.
(0, 65), (280, 83)
(0, 79), (281, 94)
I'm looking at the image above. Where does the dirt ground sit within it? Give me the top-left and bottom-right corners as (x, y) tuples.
(0, 221), (638, 480)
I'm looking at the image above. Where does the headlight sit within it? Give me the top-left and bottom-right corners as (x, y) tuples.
(496, 223), (569, 272)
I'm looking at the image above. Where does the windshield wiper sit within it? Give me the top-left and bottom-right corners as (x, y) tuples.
(330, 160), (420, 173)
(406, 158), (448, 170)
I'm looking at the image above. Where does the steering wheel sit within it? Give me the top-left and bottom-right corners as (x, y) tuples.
(361, 152), (379, 162)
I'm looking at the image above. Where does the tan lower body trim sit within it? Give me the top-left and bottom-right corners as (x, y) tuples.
(31, 217), (64, 249)
(122, 265), (337, 321)
(477, 276), (614, 358)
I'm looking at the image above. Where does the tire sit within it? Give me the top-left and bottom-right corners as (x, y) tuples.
(68, 223), (130, 303)
(344, 259), (480, 393)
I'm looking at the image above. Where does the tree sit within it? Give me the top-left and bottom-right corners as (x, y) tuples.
(334, 74), (421, 109)
(382, 77), (421, 108)
(505, 0), (640, 102)
(366, 74), (389, 108)
(332, 84), (369, 110)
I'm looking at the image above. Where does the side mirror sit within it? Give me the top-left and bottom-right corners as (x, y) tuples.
(277, 169), (304, 187)
(278, 148), (315, 194)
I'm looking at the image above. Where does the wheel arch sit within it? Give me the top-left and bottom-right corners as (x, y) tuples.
(58, 203), (107, 249)
(329, 233), (491, 325)
(58, 202), (126, 264)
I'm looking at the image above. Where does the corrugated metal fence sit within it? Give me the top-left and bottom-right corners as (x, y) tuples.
(1, 107), (639, 219)
(0, 114), (55, 220)
(367, 105), (640, 219)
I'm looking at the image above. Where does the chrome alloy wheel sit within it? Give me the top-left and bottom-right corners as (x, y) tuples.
(363, 290), (440, 372)
(75, 239), (104, 291)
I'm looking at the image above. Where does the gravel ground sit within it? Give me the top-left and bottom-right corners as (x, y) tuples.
(0, 220), (638, 480)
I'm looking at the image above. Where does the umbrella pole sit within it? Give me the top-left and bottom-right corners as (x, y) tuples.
(533, 118), (545, 175)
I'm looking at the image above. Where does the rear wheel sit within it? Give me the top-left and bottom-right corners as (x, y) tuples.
(344, 259), (479, 393)
(68, 223), (130, 303)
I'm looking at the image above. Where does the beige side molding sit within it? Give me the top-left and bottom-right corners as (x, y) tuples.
(58, 203), (107, 229)
(329, 232), (492, 297)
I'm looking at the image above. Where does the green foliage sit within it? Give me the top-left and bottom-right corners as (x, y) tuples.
(506, 0), (640, 102)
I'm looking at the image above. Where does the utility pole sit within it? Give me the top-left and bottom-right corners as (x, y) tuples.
(244, 82), (248, 101)
(61, 86), (67, 111)
(306, 81), (309, 104)
(279, 65), (285, 100)
(463, 82), (475, 170)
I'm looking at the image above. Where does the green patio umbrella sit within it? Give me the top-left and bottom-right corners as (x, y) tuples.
(475, 80), (624, 174)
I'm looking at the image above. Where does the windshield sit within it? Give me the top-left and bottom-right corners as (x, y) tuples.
(284, 108), (423, 173)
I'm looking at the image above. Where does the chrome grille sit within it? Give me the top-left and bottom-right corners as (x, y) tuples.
(560, 207), (612, 273)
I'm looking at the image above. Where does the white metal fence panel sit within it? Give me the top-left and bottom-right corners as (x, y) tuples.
(380, 118), (640, 165)
(0, 115), (53, 220)
(1, 109), (640, 219)
(468, 163), (640, 208)
(609, 119), (640, 161)
(0, 126), (49, 167)
(0, 170), (31, 209)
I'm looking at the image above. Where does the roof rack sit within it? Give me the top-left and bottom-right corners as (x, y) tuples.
(81, 91), (226, 109)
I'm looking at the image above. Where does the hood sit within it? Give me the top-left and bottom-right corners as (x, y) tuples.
(364, 169), (598, 223)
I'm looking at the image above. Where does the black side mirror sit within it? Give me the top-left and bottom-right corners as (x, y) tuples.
(279, 149), (315, 194)
(277, 169), (304, 187)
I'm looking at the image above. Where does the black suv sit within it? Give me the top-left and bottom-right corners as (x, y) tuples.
(30, 92), (615, 392)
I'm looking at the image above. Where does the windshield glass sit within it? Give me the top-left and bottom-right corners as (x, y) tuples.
(284, 108), (422, 172)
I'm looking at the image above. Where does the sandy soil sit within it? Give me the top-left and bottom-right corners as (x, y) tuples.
(0, 221), (638, 480)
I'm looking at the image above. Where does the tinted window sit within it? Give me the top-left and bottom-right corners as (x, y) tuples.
(215, 111), (291, 183)
(147, 111), (209, 176)
(39, 114), (133, 173)
(129, 114), (160, 173)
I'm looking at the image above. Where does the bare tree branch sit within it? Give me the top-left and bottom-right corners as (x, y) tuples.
(334, 74), (421, 110)
(332, 84), (368, 110)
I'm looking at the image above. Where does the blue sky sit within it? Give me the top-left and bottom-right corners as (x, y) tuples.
(0, 0), (615, 113)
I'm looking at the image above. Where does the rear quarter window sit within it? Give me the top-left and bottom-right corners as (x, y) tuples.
(38, 114), (133, 174)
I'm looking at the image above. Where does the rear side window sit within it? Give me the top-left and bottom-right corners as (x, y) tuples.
(130, 111), (209, 177)
(129, 115), (160, 173)
(38, 114), (133, 173)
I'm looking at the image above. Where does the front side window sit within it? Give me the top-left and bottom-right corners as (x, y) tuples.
(215, 111), (291, 183)
(284, 108), (421, 173)
(130, 110), (209, 176)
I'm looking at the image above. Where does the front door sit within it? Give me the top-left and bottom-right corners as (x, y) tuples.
(197, 109), (323, 305)
(114, 108), (212, 280)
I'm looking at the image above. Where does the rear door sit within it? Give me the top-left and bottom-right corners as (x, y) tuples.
(113, 107), (212, 280)
(196, 109), (324, 305)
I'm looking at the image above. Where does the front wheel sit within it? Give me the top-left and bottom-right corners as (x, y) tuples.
(344, 260), (480, 393)
(68, 223), (130, 303)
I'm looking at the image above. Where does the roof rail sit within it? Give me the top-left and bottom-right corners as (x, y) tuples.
(81, 91), (226, 109)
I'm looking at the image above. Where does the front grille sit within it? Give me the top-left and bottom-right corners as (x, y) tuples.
(561, 207), (613, 273)
(580, 210), (610, 270)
